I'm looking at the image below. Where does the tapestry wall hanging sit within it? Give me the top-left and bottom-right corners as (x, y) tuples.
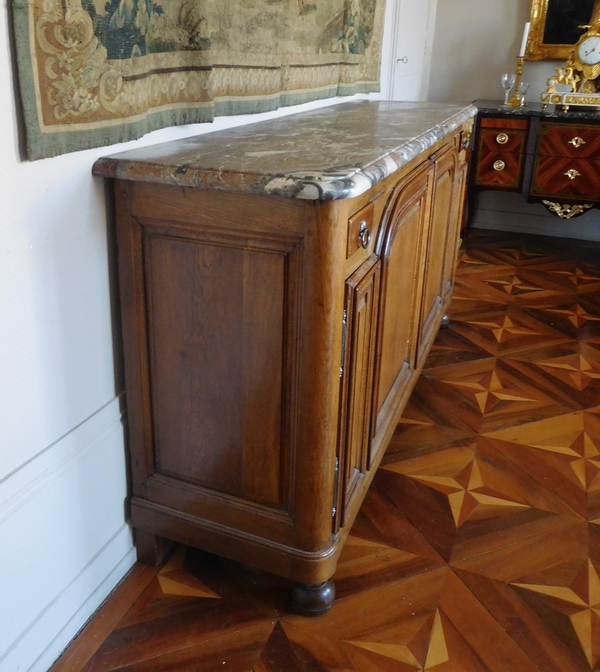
(12, 0), (386, 160)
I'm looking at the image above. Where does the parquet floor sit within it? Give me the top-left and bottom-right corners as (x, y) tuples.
(52, 230), (600, 672)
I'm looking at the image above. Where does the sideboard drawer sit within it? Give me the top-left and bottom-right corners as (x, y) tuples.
(537, 122), (600, 159)
(347, 201), (374, 260)
(531, 156), (600, 200)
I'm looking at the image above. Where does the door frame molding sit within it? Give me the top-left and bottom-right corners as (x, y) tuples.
(387, 0), (439, 101)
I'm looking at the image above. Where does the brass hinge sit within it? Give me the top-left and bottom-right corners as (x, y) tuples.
(340, 309), (348, 378)
(332, 457), (340, 518)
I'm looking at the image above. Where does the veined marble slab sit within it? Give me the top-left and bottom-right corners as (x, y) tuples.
(93, 101), (477, 201)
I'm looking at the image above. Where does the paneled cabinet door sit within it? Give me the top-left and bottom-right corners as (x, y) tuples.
(416, 146), (459, 367)
(443, 161), (468, 305)
(371, 161), (435, 463)
(335, 254), (381, 530)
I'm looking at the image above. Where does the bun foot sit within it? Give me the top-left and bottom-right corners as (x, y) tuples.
(291, 579), (335, 616)
(441, 314), (450, 327)
(134, 530), (172, 567)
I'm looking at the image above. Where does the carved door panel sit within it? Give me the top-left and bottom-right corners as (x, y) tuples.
(442, 160), (468, 305)
(416, 145), (458, 368)
(335, 255), (381, 530)
(371, 162), (434, 460)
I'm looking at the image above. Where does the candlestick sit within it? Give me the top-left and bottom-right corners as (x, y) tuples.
(519, 22), (531, 57)
(507, 57), (524, 108)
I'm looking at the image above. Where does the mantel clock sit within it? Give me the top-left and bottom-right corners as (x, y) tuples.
(541, 19), (600, 108)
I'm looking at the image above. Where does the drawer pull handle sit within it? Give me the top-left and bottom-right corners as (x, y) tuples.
(496, 133), (509, 145)
(358, 220), (371, 249)
(565, 168), (581, 180)
(569, 136), (586, 148)
(493, 160), (506, 172)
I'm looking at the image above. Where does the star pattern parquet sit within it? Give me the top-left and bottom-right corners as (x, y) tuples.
(50, 230), (600, 672)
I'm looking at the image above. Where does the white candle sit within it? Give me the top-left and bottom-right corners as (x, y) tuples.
(519, 22), (531, 57)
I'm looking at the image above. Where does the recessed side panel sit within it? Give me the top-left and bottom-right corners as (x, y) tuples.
(442, 161), (468, 304)
(144, 227), (296, 510)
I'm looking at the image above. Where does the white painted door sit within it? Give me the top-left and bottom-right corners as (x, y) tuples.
(390, 0), (434, 101)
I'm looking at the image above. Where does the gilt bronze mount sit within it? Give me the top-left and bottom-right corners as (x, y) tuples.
(542, 201), (594, 218)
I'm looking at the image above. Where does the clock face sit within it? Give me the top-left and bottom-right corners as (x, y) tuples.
(578, 36), (600, 65)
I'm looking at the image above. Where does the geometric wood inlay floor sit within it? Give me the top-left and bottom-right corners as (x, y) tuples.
(51, 230), (600, 672)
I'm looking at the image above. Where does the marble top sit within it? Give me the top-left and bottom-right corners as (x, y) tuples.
(93, 101), (476, 201)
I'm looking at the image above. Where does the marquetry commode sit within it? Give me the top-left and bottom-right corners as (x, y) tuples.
(93, 101), (476, 615)
(470, 100), (600, 220)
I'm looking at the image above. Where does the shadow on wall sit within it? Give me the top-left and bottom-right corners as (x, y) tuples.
(428, 0), (530, 102)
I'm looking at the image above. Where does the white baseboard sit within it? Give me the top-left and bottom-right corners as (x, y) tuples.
(6, 528), (136, 672)
(0, 397), (135, 672)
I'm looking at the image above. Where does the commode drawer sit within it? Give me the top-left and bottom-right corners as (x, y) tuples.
(537, 122), (600, 159)
(475, 151), (524, 188)
(478, 126), (527, 153)
(474, 117), (528, 189)
(531, 156), (600, 200)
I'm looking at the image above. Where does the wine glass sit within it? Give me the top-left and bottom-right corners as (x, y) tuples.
(518, 81), (530, 107)
(501, 73), (516, 105)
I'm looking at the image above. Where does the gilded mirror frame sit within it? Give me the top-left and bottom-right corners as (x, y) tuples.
(525, 0), (595, 60)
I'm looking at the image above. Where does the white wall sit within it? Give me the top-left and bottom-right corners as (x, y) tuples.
(0, 3), (396, 671)
(427, 0), (567, 107)
(428, 0), (530, 103)
(428, 0), (600, 239)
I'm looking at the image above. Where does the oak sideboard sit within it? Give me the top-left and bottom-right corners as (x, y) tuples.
(94, 101), (476, 615)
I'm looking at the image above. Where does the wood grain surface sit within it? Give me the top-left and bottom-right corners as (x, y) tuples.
(51, 229), (600, 671)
